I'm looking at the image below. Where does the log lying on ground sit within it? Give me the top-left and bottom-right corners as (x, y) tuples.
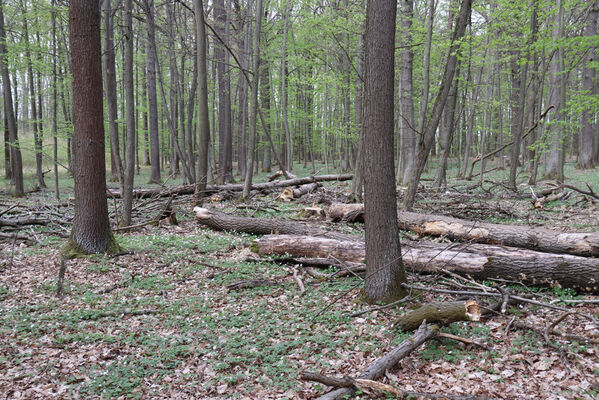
(194, 207), (357, 242)
(303, 322), (439, 400)
(108, 174), (352, 199)
(325, 203), (599, 257)
(280, 182), (321, 201)
(394, 300), (480, 332)
(256, 234), (599, 293)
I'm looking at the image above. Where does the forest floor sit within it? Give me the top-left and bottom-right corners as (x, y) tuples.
(0, 163), (598, 399)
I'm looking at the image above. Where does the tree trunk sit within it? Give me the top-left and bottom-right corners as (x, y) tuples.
(433, 61), (460, 189)
(256, 234), (599, 293)
(242, 0), (264, 199)
(145, 0), (161, 183)
(578, 0), (597, 169)
(361, 0), (408, 303)
(194, 0), (210, 200)
(121, 0), (135, 227)
(20, 0), (45, 189)
(418, 0), (436, 138)
(102, 0), (123, 185)
(281, 0), (292, 171)
(546, 0), (565, 181)
(66, 0), (119, 256)
(0, 0), (24, 197)
(403, 0), (471, 210)
(51, 0), (59, 199)
(351, 29), (365, 201)
(398, 0), (416, 185)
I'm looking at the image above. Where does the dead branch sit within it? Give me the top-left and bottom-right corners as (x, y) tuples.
(307, 322), (439, 400)
(394, 300), (481, 332)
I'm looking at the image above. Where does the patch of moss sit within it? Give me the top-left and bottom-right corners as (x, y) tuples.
(62, 231), (122, 259)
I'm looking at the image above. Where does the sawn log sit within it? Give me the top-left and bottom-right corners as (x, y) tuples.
(256, 234), (599, 293)
(325, 203), (599, 257)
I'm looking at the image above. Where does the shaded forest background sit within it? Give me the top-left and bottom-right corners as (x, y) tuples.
(1, 0), (599, 200)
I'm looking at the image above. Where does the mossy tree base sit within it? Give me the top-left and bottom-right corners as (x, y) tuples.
(62, 232), (121, 259)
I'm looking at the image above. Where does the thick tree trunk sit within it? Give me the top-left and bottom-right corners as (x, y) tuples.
(362, 0), (407, 302)
(326, 203), (599, 257)
(256, 234), (599, 293)
(66, 0), (118, 256)
(195, 208), (355, 242)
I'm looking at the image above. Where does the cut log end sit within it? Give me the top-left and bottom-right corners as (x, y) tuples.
(193, 207), (212, 220)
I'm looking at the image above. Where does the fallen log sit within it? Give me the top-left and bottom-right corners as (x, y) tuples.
(108, 174), (352, 199)
(194, 207), (356, 242)
(325, 203), (599, 257)
(256, 234), (599, 293)
(394, 300), (481, 332)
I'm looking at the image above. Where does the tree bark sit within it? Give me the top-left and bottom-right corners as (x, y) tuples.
(256, 234), (599, 293)
(0, 0), (24, 197)
(281, 0), (292, 172)
(66, 0), (118, 256)
(403, 0), (471, 210)
(326, 203), (599, 257)
(242, 0), (264, 199)
(145, 0), (161, 183)
(546, 0), (565, 181)
(121, 0), (135, 226)
(395, 300), (480, 332)
(20, 0), (45, 189)
(103, 0), (123, 185)
(578, 0), (597, 169)
(194, 0), (211, 200)
(398, 0), (416, 185)
(363, 0), (407, 302)
(195, 207), (355, 242)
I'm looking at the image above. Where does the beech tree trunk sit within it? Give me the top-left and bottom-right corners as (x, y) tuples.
(256, 234), (599, 293)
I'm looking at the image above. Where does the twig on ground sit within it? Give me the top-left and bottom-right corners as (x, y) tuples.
(292, 268), (305, 293)
(437, 331), (492, 351)
(348, 295), (411, 318)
